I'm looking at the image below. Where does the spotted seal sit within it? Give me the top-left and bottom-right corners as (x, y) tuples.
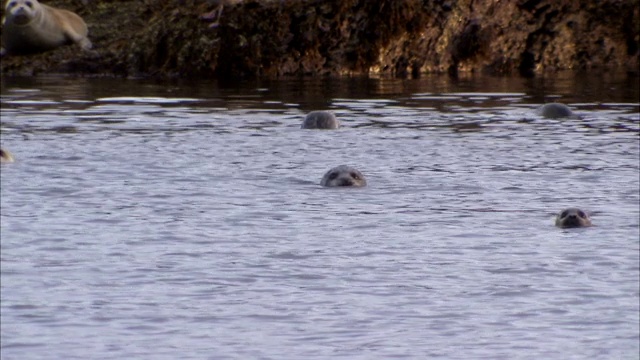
(1, 0), (92, 56)
(320, 165), (366, 187)
(302, 111), (340, 129)
(555, 208), (592, 228)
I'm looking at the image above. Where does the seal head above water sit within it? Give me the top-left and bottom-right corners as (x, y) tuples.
(537, 103), (575, 119)
(321, 165), (366, 187)
(302, 111), (339, 129)
(555, 208), (592, 228)
(1, 0), (92, 56)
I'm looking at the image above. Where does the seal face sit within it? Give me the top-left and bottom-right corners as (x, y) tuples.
(5, 0), (32, 25)
(321, 165), (366, 187)
(537, 103), (574, 119)
(2, 0), (92, 55)
(302, 111), (339, 129)
(555, 208), (592, 228)
(0, 147), (15, 163)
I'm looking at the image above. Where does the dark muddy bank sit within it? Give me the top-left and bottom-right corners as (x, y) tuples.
(1, 0), (638, 79)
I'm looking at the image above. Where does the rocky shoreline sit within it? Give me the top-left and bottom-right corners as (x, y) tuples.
(1, 0), (638, 79)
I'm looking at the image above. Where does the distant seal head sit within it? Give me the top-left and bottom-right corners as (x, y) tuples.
(0, 147), (15, 163)
(1, 0), (92, 56)
(302, 111), (340, 129)
(537, 103), (575, 119)
(555, 208), (592, 228)
(321, 165), (366, 187)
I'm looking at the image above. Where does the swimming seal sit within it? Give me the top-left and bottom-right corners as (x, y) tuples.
(0, 147), (15, 163)
(537, 103), (575, 119)
(555, 208), (592, 228)
(1, 0), (92, 56)
(320, 165), (366, 187)
(302, 111), (340, 129)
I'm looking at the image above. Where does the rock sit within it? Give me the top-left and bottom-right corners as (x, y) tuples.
(1, 0), (638, 78)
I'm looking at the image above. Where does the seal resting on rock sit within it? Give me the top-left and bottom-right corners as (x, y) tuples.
(302, 111), (340, 129)
(0, 147), (15, 163)
(1, 0), (92, 56)
(321, 165), (366, 187)
(536, 103), (575, 119)
(555, 208), (592, 228)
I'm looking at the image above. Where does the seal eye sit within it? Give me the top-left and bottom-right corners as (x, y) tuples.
(328, 172), (338, 180)
(350, 172), (360, 180)
(560, 210), (568, 218)
(578, 211), (586, 218)
(25, 1), (33, 8)
(8, 1), (17, 8)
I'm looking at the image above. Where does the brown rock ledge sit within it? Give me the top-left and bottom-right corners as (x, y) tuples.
(1, 0), (638, 79)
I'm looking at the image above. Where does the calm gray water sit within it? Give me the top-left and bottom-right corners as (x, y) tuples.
(1, 73), (639, 360)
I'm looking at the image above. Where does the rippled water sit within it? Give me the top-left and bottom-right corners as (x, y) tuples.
(1, 73), (639, 359)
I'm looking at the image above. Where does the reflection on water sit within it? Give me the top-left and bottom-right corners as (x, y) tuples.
(1, 72), (638, 133)
(1, 73), (639, 360)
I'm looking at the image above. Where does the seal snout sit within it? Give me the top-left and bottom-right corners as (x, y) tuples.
(11, 12), (30, 24)
(336, 177), (356, 187)
(563, 214), (581, 227)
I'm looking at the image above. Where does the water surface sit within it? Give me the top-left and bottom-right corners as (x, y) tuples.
(1, 73), (639, 359)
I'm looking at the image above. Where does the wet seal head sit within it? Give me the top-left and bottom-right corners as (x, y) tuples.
(555, 208), (592, 228)
(536, 103), (576, 119)
(321, 165), (366, 187)
(0, 147), (15, 163)
(2, 0), (92, 56)
(302, 111), (339, 129)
